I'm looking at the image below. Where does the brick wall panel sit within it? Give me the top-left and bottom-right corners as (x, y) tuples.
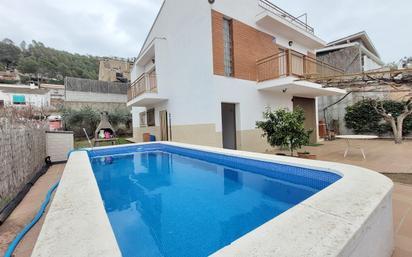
(212, 10), (279, 81)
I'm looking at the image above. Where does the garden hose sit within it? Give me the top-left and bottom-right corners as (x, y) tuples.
(3, 181), (60, 257)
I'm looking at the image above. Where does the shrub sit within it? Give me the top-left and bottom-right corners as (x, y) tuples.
(62, 106), (132, 137)
(62, 106), (100, 137)
(256, 108), (311, 156)
(345, 99), (412, 135)
(108, 107), (132, 129)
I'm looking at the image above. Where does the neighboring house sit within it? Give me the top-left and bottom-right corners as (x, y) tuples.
(127, 0), (345, 152)
(40, 83), (65, 109)
(64, 77), (128, 111)
(316, 31), (384, 73)
(0, 84), (51, 108)
(99, 59), (133, 83)
(316, 32), (386, 135)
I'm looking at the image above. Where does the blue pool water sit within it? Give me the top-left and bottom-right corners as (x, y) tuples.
(89, 144), (340, 257)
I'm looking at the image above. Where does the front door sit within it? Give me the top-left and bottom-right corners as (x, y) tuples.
(221, 103), (237, 150)
(293, 97), (317, 143)
(159, 110), (168, 141)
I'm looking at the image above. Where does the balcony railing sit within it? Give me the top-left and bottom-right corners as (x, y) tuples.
(258, 0), (314, 34)
(127, 72), (157, 101)
(256, 50), (344, 82)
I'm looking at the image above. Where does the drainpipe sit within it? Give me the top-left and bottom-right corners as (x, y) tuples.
(322, 91), (353, 132)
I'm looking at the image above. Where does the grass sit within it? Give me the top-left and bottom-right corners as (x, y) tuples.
(74, 137), (131, 149)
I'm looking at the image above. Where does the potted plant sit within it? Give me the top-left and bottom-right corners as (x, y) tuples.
(256, 107), (311, 157)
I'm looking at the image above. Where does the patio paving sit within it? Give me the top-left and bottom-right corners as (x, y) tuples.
(300, 139), (412, 174)
(0, 148), (412, 256)
(0, 164), (64, 257)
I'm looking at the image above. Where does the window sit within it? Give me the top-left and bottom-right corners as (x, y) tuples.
(147, 108), (155, 127)
(139, 112), (147, 127)
(223, 18), (234, 77)
(12, 95), (26, 105)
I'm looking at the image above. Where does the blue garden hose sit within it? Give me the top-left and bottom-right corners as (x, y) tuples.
(3, 181), (60, 257)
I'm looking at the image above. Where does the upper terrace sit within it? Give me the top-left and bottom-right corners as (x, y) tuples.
(256, 0), (325, 49)
(258, 0), (314, 34)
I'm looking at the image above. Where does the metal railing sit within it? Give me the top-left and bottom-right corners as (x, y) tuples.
(256, 50), (344, 82)
(258, 0), (314, 34)
(127, 72), (157, 101)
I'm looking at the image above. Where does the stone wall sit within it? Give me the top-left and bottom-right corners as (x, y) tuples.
(317, 45), (362, 74)
(0, 127), (46, 210)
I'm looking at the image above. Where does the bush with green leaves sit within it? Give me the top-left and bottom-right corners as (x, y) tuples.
(108, 108), (132, 129)
(345, 99), (412, 135)
(256, 108), (311, 156)
(62, 106), (100, 137)
(62, 106), (132, 137)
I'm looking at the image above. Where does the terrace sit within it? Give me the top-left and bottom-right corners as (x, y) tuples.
(256, 49), (344, 82)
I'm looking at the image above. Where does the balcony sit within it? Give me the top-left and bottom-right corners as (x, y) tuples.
(256, 50), (344, 82)
(127, 72), (167, 107)
(256, 0), (325, 49)
(256, 50), (346, 97)
(258, 0), (314, 34)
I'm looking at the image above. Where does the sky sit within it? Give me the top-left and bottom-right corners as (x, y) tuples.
(0, 0), (411, 63)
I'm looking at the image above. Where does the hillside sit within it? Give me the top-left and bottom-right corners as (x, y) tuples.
(0, 38), (105, 83)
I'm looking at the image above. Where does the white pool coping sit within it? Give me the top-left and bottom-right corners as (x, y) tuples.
(31, 142), (394, 257)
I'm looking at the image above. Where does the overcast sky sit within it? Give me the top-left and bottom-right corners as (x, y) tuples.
(0, 0), (411, 63)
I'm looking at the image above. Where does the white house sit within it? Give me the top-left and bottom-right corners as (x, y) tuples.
(316, 31), (384, 73)
(316, 32), (386, 135)
(128, 0), (345, 152)
(0, 84), (51, 108)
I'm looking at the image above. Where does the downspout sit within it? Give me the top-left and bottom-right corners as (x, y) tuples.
(323, 91), (353, 132)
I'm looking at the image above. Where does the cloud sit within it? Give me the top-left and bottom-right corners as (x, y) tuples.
(0, 0), (411, 62)
(0, 0), (162, 57)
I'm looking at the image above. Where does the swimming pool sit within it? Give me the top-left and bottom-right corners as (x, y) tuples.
(89, 144), (340, 257)
(32, 142), (394, 257)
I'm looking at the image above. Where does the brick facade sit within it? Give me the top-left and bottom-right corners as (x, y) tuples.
(212, 10), (279, 81)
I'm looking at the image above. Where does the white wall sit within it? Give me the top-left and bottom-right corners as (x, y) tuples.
(363, 55), (382, 71)
(65, 91), (127, 103)
(213, 76), (293, 132)
(0, 89), (51, 108)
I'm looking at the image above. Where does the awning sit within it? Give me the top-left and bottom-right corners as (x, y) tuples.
(12, 95), (26, 104)
(257, 77), (346, 98)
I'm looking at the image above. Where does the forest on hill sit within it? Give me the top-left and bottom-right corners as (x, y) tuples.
(0, 38), (101, 83)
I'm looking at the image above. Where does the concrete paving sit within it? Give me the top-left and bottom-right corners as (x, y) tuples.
(298, 139), (412, 174)
(1, 149), (412, 256)
(393, 184), (412, 257)
(0, 164), (64, 257)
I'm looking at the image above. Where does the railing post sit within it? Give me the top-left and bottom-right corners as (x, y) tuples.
(303, 55), (307, 75)
(145, 73), (149, 93)
(287, 50), (292, 76)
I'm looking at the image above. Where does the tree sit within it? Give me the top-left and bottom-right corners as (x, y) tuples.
(373, 99), (412, 144)
(0, 40), (21, 69)
(18, 57), (39, 75)
(256, 108), (311, 156)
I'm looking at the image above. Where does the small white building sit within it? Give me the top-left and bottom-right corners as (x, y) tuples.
(0, 84), (51, 108)
(128, 0), (345, 152)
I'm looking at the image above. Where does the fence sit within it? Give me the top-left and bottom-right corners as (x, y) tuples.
(0, 125), (47, 211)
(65, 77), (128, 95)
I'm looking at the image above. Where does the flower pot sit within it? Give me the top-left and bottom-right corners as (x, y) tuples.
(297, 152), (317, 160)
